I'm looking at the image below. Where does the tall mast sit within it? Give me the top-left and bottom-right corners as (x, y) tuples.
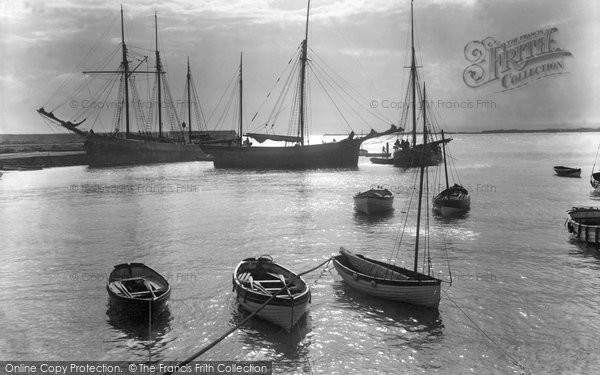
(298, 0), (310, 146)
(410, 0), (417, 147)
(155, 12), (163, 138)
(121, 6), (130, 135)
(413, 82), (426, 273)
(239, 52), (243, 145)
(187, 57), (192, 143)
(441, 130), (449, 189)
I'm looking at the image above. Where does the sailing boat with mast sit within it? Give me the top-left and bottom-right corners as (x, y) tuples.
(333, 83), (445, 309)
(37, 9), (220, 167)
(393, 1), (450, 168)
(590, 142), (600, 190)
(432, 130), (470, 216)
(200, 0), (400, 169)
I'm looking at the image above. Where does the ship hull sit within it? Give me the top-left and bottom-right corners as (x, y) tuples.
(201, 138), (363, 169)
(84, 134), (211, 167)
(393, 146), (442, 168)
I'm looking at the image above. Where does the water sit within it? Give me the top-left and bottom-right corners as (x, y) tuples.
(1, 133), (600, 374)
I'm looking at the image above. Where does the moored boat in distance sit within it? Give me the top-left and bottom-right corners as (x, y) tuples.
(392, 0), (450, 168)
(553, 166), (581, 178)
(106, 263), (171, 319)
(37, 8), (235, 167)
(354, 187), (394, 215)
(232, 255), (310, 331)
(333, 247), (441, 308)
(433, 130), (470, 216)
(200, 0), (401, 169)
(565, 207), (600, 245)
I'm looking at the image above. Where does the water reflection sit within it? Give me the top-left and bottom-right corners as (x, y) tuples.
(106, 305), (173, 362)
(229, 301), (311, 365)
(331, 282), (443, 339)
(352, 210), (395, 225)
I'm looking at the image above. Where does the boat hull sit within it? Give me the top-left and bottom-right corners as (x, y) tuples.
(201, 139), (363, 169)
(553, 166), (581, 178)
(84, 134), (211, 167)
(106, 263), (171, 319)
(369, 157), (394, 165)
(232, 256), (310, 330)
(433, 192), (471, 217)
(566, 207), (600, 245)
(333, 249), (441, 308)
(353, 189), (394, 215)
(393, 145), (443, 168)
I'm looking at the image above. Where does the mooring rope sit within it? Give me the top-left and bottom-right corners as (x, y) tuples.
(442, 290), (528, 374)
(162, 257), (333, 375)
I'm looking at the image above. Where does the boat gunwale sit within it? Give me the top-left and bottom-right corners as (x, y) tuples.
(333, 254), (442, 286)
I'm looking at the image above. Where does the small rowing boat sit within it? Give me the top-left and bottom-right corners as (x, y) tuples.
(354, 187), (394, 215)
(232, 255), (310, 330)
(553, 166), (581, 178)
(106, 263), (171, 318)
(565, 207), (600, 245)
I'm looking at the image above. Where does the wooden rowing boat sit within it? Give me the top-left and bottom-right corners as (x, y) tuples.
(553, 166), (581, 178)
(106, 263), (171, 319)
(232, 255), (310, 330)
(566, 207), (600, 245)
(354, 187), (394, 215)
(333, 248), (441, 308)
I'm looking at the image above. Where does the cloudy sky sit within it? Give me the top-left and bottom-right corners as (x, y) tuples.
(0, 0), (598, 134)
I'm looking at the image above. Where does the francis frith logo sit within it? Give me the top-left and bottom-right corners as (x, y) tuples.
(463, 27), (572, 91)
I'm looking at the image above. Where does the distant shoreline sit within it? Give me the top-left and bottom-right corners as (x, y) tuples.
(324, 127), (600, 136)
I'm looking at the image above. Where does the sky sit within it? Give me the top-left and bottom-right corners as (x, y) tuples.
(0, 0), (598, 134)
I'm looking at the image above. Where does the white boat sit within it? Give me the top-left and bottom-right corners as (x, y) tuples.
(232, 255), (310, 330)
(354, 187), (394, 215)
(566, 207), (600, 245)
(333, 248), (441, 308)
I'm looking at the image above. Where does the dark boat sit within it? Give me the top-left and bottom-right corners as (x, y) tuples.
(392, 1), (450, 168)
(201, 1), (401, 169)
(107, 263), (171, 318)
(354, 187), (394, 215)
(432, 130), (470, 216)
(37, 9), (234, 167)
(232, 255), (310, 331)
(553, 166), (581, 178)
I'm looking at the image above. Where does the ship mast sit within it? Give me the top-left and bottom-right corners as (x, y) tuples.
(298, 0), (310, 146)
(441, 130), (449, 189)
(410, 0), (417, 148)
(414, 82), (426, 273)
(187, 57), (192, 143)
(239, 52), (243, 145)
(121, 6), (131, 136)
(155, 13), (163, 138)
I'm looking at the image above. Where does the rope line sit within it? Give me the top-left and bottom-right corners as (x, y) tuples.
(442, 289), (527, 374)
(162, 257), (333, 375)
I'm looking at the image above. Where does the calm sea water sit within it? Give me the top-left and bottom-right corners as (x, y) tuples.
(1, 133), (600, 374)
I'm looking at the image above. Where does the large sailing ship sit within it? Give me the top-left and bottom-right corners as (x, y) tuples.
(38, 8), (234, 167)
(200, 0), (401, 169)
(393, 1), (450, 168)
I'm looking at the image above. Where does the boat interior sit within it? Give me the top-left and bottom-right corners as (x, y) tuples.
(238, 269), (304, 297)
(109, 277), (167, 299)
